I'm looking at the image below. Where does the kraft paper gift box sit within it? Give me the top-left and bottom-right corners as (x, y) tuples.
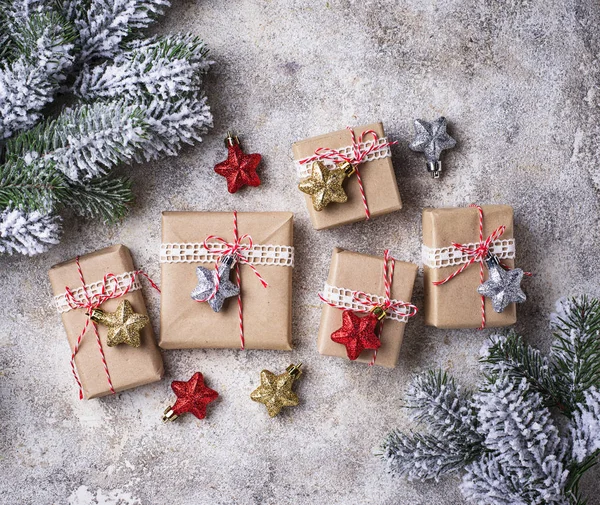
(292, 122), (402, 230)
(159, 211), (294, 350)
(317, 248), (418, 368)
(48, 245), (164, 399)
(422, 205), (517, 329)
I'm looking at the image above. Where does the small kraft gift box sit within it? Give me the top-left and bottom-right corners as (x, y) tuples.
(160, 211), (294, 350)
(292, 122), (402, 230)
(317, 248), (418, 368)
(48, 245), (164, 399)
(422, 204), (519, 329)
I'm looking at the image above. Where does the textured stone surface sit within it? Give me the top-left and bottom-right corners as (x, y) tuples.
(2, 0), (600, 503)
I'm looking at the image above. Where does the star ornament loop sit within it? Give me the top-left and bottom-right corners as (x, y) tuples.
(330, 309), (382, 361)
(250, 363), (302, 417)
(191, 255), (240, 312)
(477, 255), (526, 313)
(298, 161), (349, 211)
(89, 299), (149, 347)
(163, 372), (218, 422)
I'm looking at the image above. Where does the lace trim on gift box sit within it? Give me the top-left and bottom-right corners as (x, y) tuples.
(294, 137), (392, 179)
(422, 239), (515, 269)
(321, 283), (413, 323)
(53, 271), (142, 314)
(159, 242), (295, 266)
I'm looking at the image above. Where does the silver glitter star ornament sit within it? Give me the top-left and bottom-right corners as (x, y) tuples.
(409, 116), (456, 178)
(191, 255), (240, 312)
(477, 254), (526, 313)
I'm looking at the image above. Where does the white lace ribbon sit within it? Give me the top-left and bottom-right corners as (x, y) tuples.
(295, 137), (392, 179)
(53, 271), (142, 314)
(320, 283), (413, 323)
(422, 239), (516, 269)
(160, 242), (294, 266)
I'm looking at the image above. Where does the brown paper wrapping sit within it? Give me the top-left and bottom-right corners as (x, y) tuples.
(292, 123), (402, 230)
(423, 205), (517, 328)
(160, 211), (294, 350)
(317, 248), (418, 368)
(48, 245), (164, 399)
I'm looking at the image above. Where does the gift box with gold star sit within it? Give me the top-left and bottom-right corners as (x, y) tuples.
(292, 123), (402, 230)
(48, 245), (164, 399)
(317, 248), (418, 368)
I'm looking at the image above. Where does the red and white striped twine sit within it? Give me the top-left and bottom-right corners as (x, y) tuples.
(319, 249), (418, 366)
(299, 127), (397, 220)
(432, 204), (530, 329)
(193, 211), (268, 349)
(64, 257), (160, 399)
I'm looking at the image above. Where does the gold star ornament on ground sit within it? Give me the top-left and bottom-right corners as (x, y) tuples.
(90, 299), (149, 347)
(298, 161), (355, 211)
(250, 363), (303, 417)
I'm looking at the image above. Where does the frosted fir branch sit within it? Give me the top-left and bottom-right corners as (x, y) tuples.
(6, 100), (147, 181)
(381, 430), (478, 482)
(405, 371), (481, 444)
(550, 296), (600, 414)
(481, 333), (561, 409)
(0, 11), (75, 139)
(74, 34), (210, 103)
(0, 158), (61, 211)
(61, 175), (134, 223)
(63, 0), (170, 63)
(8, 11), (76, 76)
(568, 387), (600, 464)
(0, 206), (61, 256)
(0, 58), (56, 139)
(136, 95), (212, 162)
(464, 375), (570, 505)
(380, 371), (483, 481)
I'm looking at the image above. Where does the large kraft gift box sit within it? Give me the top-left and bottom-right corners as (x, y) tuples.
(317, 248), (418, 368)
(422, 205), (517, 328)
(160, 211), (294, 350)
(292, 122), (402, 230)
(48, 245), (164, 399)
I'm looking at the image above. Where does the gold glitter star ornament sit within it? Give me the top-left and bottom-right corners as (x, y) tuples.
(298, 161), (354, 211)
(90, 299), (149, 347)
(250, 363), (303, 417)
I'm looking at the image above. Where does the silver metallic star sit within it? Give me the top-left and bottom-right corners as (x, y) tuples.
(477, 256), (526, 313)
(191, 256), (240, 312)
(409, 116), (456, 162)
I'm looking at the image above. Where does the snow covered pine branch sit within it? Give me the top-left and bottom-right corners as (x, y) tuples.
(0, 0), (212, 256)
(381, 296), (600, 505)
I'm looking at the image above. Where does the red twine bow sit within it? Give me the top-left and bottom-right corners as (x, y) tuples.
(194, 210), (268, 350)
(299, 127), (397, 219)
(432, 204), (529, 329)
(319, 249), (418, 366)
(64, 257), (160, 399)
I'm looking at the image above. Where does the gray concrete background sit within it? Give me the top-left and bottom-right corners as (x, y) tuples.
(2, 0), (600, 503)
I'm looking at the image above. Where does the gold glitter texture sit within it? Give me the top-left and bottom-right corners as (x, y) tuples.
(250, 363), (302, 417)
(298, 161), (348, 211)
(90, 299), (149, 347)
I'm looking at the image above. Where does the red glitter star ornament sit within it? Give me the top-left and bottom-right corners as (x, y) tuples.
(162, 372), (218, 422)
(330, 309), (382, 360)
(214, 132), (262, 193)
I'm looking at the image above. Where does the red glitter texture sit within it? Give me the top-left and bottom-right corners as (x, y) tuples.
(171, 372), (218, 420)
(214, 143), (261, 193)
(330, 310), (382, 360)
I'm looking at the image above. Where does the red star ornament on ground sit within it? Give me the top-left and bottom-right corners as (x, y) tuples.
(214, 133), (262, 193)
(330, 309), (382, 360)
(163, 372), (218, 422)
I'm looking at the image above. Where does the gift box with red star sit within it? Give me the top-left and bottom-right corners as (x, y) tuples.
(317, 248), (418, 368)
